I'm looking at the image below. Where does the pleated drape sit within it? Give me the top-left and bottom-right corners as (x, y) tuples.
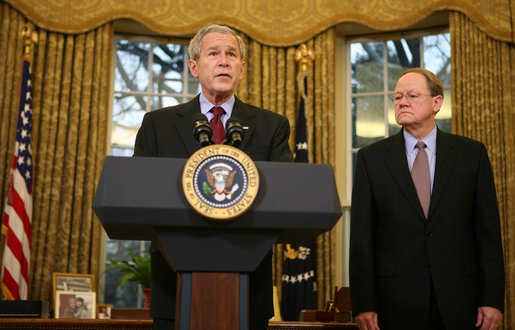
(450, 11), (514, 329)
(237, 28), (337, 309)
(0, 2), (112, 306)
(4, 1), (512, 324)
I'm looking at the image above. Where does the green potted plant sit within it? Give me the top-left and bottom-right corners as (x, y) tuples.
(105, 251), (151, 308)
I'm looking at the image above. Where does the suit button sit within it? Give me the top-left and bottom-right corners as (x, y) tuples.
(425, 232), (433, 237)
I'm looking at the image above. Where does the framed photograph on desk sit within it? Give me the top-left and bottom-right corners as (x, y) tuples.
(53, 272), (95, 292)
(52, 272), (95, 318)
(55, 291), (96, 319)
(97, 303), (113, 319)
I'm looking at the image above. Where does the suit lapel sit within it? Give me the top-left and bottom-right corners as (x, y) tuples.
(428, 129), (457, 218)
(231, 97), (256, 150)
(176, 96), (203, 155)
(383, 131), (427, 221)
(174, 96), (256, 153)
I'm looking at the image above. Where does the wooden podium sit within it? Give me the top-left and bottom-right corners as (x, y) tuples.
(93, 156), (341, 330)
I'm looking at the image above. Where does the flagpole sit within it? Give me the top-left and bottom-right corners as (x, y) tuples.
(0, 24), (37, 301)
(22, 24), (38, 56)
(280, 44), (316, 320)
(294, 44), (314, 163)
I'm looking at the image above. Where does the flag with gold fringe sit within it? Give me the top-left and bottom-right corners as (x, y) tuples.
(281, 60), (316, 320)
(1, 52), (34, 300)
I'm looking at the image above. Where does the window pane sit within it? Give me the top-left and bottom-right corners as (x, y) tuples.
(112, 94), (146, 147)
(436, 89), (452, 133)
(351, 42), (384, 93)
(111, 147), (133, 157)
(115, 41), (150, 92)
(104, 240), (150, 308)
(109, 37), (197, 309)
(150, 96), (181, 110)
(111, 123), (138, 149)
(387, 97), (402, 136)
(387, 38), (420, 90)
(424, 33), (451, 86)
(188, 75), (201, 95)
(104, 268), (141, 308)
(353, 96), (385, 148)
(152, 44), (186, 94)
(105, 240), (143, 262)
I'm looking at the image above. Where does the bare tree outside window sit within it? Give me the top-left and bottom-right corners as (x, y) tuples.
(350, 31), (451, 171)
(111, 39), (199, 157)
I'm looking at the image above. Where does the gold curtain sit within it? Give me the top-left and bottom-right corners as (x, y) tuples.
(450, 11), (515, 329)
(0, 2), (112, 306)
(3, 0), (513, 45)
(236, 28), (337, 310)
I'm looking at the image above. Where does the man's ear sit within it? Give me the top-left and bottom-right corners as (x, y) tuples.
(188, 59), (199, 78)
(237, 61), (246, 81)
(433, 95), (444, 114)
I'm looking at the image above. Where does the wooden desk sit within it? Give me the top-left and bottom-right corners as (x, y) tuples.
(0, 318), (153, 329)
(0, 319), (358, 329)
(269, 321), (359, 329)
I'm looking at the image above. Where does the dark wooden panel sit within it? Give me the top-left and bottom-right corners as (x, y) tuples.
(190, 272), (239, 330)
(0, 318), (358, 329)
(269, 321), (358, 329)
(110, 308), (151, 320)
(0, 319), (152, 329)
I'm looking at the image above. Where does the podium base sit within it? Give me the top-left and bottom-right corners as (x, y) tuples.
(176, 272), (248, 330)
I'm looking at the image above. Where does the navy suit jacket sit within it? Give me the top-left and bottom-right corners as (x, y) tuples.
(349, 128), (505, 329)
(133, 95), (293, 321)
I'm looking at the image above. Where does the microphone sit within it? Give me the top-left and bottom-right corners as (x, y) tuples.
(225, 116), (244, 148)
(192, 113), (212, 147)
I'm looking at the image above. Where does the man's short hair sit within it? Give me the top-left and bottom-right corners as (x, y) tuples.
(402, 67), (444, 97)
(188, 24), (246, 61)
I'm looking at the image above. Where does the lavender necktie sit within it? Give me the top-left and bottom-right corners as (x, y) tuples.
(411, 142), (430, 218)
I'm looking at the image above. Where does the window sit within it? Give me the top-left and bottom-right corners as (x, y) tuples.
(104, 35), (200, 307)
(338, 30), (451, 287)
(349, 31), (451, 173)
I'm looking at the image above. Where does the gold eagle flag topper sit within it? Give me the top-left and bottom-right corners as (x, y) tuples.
(22, 25), (38, 55)
(295, 44), (315, 73)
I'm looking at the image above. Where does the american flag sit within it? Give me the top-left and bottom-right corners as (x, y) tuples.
(281, 71), (316, 320)
(1, 55), (33, 300)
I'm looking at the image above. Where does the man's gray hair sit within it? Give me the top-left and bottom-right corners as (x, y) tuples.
(188, 24), (246, 61)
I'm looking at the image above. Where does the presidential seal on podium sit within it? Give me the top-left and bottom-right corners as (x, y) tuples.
(182, 144), (259, 220)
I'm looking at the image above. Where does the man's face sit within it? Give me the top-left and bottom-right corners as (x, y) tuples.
(188, 32), (245, 104)
(394, 72), (442, 129)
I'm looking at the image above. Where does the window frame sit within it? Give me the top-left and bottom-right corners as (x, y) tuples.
(110, 33), (197, 155)
(101, 33), (198, 307)
(336, 26), (451, 287)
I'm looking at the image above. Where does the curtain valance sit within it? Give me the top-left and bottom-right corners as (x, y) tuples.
(4, 0), (514, 45)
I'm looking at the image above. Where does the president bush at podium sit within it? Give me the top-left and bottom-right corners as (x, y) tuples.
(133, 24), (293, 330)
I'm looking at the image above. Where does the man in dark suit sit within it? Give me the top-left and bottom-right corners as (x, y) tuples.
(133, 24), (292, 329)
(349, 68), (505, 330)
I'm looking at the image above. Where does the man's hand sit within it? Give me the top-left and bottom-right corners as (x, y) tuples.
(355, 311), (380, 330)
(476, 306), (502, 330)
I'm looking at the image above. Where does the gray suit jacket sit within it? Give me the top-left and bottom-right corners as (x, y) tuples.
(133, 95), (293, 321)
(350, 128), (504, 329)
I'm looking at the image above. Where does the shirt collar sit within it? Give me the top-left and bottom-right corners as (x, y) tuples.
(404, 125), (437, 155)
(199, 92), (235, 117)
